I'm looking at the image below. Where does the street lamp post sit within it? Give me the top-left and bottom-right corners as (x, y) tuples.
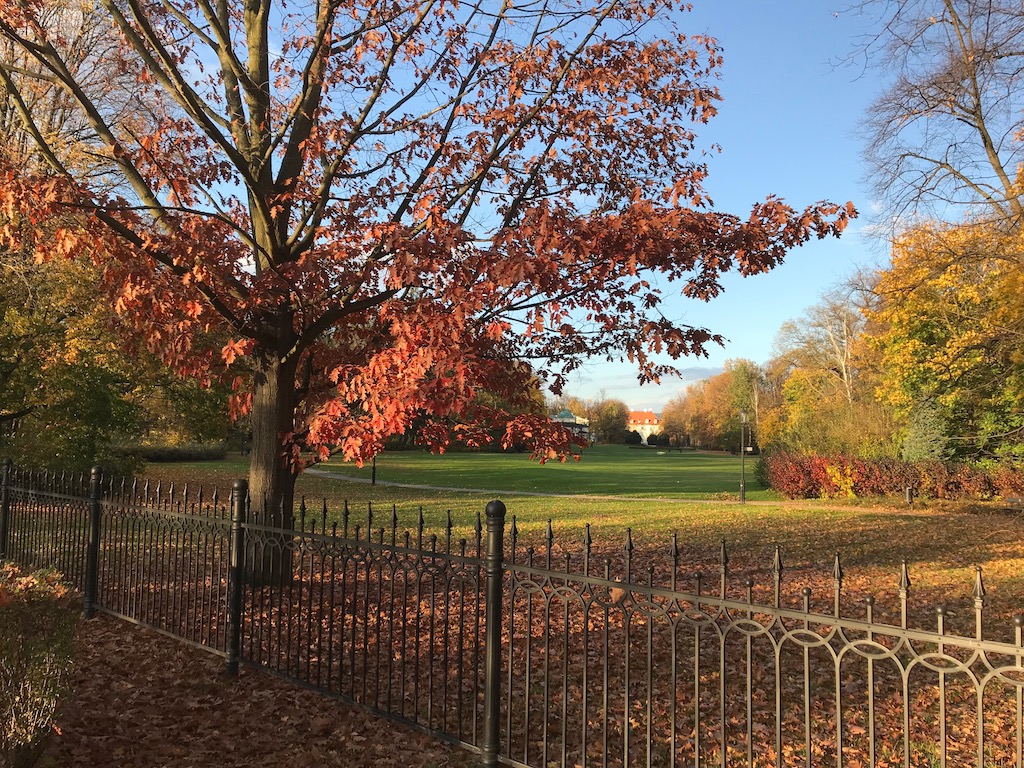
(739, 409), (747, 503)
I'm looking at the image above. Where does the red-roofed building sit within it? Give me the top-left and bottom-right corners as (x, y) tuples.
(627, 411), (660, 444)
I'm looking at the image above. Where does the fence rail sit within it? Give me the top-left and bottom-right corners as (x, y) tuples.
(1, 459), (1023, 768)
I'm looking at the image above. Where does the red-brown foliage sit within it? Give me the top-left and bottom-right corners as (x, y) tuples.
(764, 453), (1024, 501)
(0, 0), (855, 520)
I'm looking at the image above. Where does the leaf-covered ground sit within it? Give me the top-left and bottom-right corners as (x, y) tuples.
(36, 613), (477, 768)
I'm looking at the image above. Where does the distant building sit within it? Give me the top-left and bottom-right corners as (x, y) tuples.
(551, 409), (591, 441)
(628, 410), (661, 444)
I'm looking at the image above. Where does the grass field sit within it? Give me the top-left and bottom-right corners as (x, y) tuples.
(319, 444), (774, 499)
(138, 447), (1024, 631)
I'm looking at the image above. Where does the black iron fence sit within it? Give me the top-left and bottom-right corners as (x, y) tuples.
(2, 459), (1023, 768)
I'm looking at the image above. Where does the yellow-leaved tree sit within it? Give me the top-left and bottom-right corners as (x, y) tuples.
(865, 221), (1024, 461)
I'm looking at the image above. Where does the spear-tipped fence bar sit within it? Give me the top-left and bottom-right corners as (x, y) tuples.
(3, 460), (1024, 768)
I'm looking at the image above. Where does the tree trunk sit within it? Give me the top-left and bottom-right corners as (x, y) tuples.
(246, 352), (299, 586)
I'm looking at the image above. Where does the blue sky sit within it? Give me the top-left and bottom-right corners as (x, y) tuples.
(558, 1), (888, 411)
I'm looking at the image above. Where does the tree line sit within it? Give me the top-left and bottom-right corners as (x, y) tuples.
(664, 0), (1024, 469)
(663, 220), (1023, 465)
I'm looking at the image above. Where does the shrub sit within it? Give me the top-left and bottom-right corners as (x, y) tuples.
(864, 457), (916, 497)
(915, 460), (953, 499)
(765, 452), (819, 499)
(624, 430), (642, 445)
(951, 462), (995, 500)
(818, 456), (857, 499)
(0, 564), (79, 768)
(130, 442), (228, 463)
(753, 454), (770, 488)
(762, 453), (1024, 502)
(991, 464), (1024, 498)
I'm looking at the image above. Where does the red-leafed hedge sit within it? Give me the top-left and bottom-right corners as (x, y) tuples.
(764, 452), (1024, 501)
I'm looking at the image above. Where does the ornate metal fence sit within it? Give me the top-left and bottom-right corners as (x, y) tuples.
(237, 496), (495, 750)
(0, 463), (91, 591)
(503, 528), (1024, 768)
(0, 462), (235, 652)
(1, 459), (1023, 768)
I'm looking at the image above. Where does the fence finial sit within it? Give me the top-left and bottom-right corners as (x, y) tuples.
(899, 560), (911, 628)
(583, 523), (592, 575)
(833, 553), (844, 617)
(974, 566), (986, 640)
(771, 546), (783, 607)
(972, 566), (986, 602)
(719, 540), (728, 597)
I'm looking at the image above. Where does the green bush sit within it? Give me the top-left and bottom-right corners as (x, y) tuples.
(0, 564), (78, 768)
(130, 442), (228, 463)
(753, 454), (770, 489)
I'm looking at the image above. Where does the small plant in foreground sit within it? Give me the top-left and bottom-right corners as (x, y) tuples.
(0, 564), (78, 768)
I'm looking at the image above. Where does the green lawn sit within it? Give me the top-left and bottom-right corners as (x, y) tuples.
(317, 444), (773, 499)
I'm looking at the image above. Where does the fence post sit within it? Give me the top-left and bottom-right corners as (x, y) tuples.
(481, 499), (506, 768)
(0, 459), (11, 560)
(83, 465), (103, 619)
(226, 478), (247, 677)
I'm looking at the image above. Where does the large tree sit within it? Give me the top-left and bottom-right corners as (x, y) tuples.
(859, 0), (1024, 228)
(762, 288), (897, 457)
(0, 0), (854, 526)
(0, 2), (158, 469)
(865, 221), (1024, 460)
(772, 288), (864, 406)
(0, 249), (142, 470)
(590, 398), (629, 444)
